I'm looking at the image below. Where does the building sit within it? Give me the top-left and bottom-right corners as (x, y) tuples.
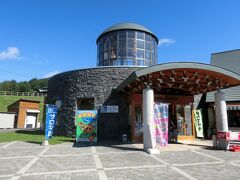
(7, 99), (40, 128)
(47, 23), (240, 147)
(206, 49), (240, 135)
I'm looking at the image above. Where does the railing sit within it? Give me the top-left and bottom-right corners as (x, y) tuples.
(0, 91), (47, 97)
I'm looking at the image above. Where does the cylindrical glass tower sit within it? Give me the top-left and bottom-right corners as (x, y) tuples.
(96, 23), (158, 67)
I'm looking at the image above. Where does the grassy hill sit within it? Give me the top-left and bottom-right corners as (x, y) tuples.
(0, 95), (45, 123)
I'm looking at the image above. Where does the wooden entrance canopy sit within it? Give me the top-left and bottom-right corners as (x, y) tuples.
(116, 62), (240, 95)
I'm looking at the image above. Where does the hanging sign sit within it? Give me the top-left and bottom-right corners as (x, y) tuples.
(76, 110), (97, 142)
(193, 109), (204, 138)
(45, 104), (58, 140)
(154, 103), (169, 146)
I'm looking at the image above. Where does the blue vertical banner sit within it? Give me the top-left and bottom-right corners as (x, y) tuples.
(45, 104), (58, 140)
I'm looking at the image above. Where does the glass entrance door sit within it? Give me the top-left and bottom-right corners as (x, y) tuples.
(176, 104), (194, 140)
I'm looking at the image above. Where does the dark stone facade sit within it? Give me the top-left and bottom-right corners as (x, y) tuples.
(47, 67), (140, 141)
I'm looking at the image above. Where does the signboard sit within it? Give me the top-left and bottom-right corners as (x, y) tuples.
(154, 103), (169, 146)
(101, 106), (118, 113)
(217, 131), (240, 141)
(193, 109), (204, 138)
(45, 104), (58, 140)
(76, 110), (97, 142)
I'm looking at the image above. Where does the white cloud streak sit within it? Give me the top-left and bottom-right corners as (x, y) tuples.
(158, 38), (176, 46)
(44, 71), (60, 78)
(0, 47), (22, 60)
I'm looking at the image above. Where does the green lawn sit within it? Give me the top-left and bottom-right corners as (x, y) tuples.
(0, 130), (74, 145)
(0, 95), (45, 123)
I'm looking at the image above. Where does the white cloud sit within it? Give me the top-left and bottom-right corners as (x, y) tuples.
(0, 47), (22, 60)
(158, 38), (176, 46)
(44, 71), (60, 78)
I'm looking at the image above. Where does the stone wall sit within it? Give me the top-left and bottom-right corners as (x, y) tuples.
(47, 67), (139, 141)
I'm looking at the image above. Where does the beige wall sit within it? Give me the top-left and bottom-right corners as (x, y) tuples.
(211, 50), (240, 74)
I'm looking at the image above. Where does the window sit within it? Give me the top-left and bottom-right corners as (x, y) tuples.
(118, 31), (126, 38)
(127, 39), (134, 48)
(127, 49), (135, 57)
(77, 98), (94, 110)
(124, 59), (133, 65)
(145, 51), (151, 60)
(104, 52), (109, 60)
(137, 50), (144, 59)
(145, 34), (151, 42)
(127, 30), (135, 38)
(145, 42), (151, 51)
(117, 49), (126, 58)
(137, 59), (144, 66)
(118, 39), (126, 49)
(137, 32), (144, 40)
(137, 40), (144, 49)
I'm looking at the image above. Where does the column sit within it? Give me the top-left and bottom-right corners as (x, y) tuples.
(143, 86), (158, 153)
(215, 91), (229, 149)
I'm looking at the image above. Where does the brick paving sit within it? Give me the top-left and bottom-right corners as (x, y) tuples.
(0, 141), (240, 180)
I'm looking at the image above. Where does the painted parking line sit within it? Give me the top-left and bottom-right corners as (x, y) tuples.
(91, 146), (107, 180)
(191, 150), (224, 161)
(21, 169), (97, 176)
(150, 155), (170, 165)
(104, 164), (166, 171)
(1, 141), (16, 148)
(12, 147), (49, 180)
(170, 166), (197, 180)
(173, 161), (223, 166)
(0, 156), (35, 160)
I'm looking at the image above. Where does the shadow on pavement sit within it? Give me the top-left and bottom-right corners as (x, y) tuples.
(73, 141), (143, 152)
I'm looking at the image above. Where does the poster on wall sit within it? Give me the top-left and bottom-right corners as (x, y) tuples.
(154, 103), (169, 146)
(45, 104), (58, 140)
(193, 109), (204, 138)
(75, 110), (97, 143)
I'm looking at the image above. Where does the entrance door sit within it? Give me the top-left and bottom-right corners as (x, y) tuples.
(134, 106), (143, 142)
(176, 104), (194, 140)
(25, 113), (37, 128)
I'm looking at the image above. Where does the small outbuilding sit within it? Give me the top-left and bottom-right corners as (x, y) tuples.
(0, 112), (16, 129)
(7, 99), (40, 128)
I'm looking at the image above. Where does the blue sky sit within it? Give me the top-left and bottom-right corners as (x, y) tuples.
(0, 0), (240, 82)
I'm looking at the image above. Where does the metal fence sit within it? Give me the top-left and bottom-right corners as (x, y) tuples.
(0, 91), (47, 97)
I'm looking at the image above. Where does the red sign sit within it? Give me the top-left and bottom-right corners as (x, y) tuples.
(217, 131), (240, 141)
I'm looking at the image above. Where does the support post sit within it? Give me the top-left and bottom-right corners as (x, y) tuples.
(143, 86), (159, 154)
(215, 91), (229, 149)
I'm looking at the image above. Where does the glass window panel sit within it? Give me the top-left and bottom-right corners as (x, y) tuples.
(137, 50), (144, 59)
(137, 40), (144, 49)
(145, 42), (151, 51)
(117, 49), (126, 58)
(118, 31), (126, 38)
(104, 52), (109, 60)
(114, 60), (121, 65)
(127, 49), (134, 57)
(110, 38), (117, 49)
(127, 39), (134, 48)
(124, 59), (134, 65)
(103, 60), (109, 66)
(137, 32), (144, 39)
(145, 51), (151, 60)
(145, 34), (151, 42)
(127, 30), (135, 38)
(137, 59), (144, 66)
(128, 59), (133, 65)
(104, 41), (109, 51)
(118, 39), (126, 49)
